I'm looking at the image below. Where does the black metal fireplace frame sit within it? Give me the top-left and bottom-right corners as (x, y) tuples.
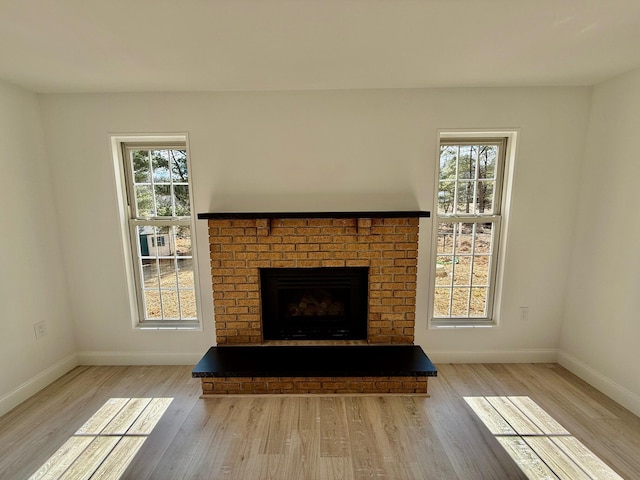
(260, 267), (369, 340)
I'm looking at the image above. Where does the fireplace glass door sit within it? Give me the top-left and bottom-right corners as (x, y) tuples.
(260, 267), (368, 340)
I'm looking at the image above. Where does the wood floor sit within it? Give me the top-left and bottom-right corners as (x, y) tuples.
(1, 363), (639, 479)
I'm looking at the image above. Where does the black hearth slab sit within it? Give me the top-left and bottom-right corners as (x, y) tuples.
(197, 210), (430, 220)
(192, 345), (437, 378)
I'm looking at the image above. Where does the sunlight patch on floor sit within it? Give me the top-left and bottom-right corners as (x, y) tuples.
(464, 396), (623, 480)
(29, 397), (172, 480)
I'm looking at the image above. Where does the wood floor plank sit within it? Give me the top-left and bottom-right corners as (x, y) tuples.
(58, 436), (120, 480)
(524, 437), (592, 480)
(90, 437), (146, 480)
(551, 436), (624, 480)
(127, 397), (173, 435)
(28, 436), (94, 480)
(495, 437), (558, 480)
(318, 397), (350, 459)
(463, 397), (516, 435)
(101, 398), (151, 435)
(75, 398), (129, 435)
(507, 396), (570, 435)
(486, 396), (544, 435)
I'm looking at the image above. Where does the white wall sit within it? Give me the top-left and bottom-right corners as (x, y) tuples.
(39, 87), (590, 364)
(0, 80), (77, 416)
(559, 68), (640, 416)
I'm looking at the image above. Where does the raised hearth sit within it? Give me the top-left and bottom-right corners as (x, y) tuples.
(193, 345), (437, 395)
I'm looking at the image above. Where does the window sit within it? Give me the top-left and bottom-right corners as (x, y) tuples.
(151, 236), (165, 247)
(431, 137), (509, 326)
(120, 142), (199, 328)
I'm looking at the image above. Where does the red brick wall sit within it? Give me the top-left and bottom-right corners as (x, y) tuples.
(207, 217), (419, 345)
(200, 375), (429, 395)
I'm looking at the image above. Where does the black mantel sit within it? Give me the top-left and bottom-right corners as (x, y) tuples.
(197, 210), (430, 220)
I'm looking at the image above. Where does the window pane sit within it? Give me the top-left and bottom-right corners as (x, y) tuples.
(456, 224), (474, 253)
(175, 226), (192, 256)
(131, 150), (151, 183)
(179, 290), (197, 319)
(170, 150), (189, 182)
(457, 145), (476, 180)
(456, 223), (476, 253)
(434, 288), (451, 317)
(439, 146), (457, 180)
(456, 182), (474, 214)
(143, 259), (159, 288)
(158, 258), (177, 289)
(472, 256), (490, 286)
(453, 256), (471, 286)
(178, 258), (195, 288)
(470, 288), (488, 317)
(137, 226), (154, 257)
(438, 182), (455, 215)
(477, 181), (495, 214)
(475, 223), (493, 254)
(155, 185), (172, 216)
(437, 223), (455, 254)
(174, 185), (191, 216)
(435, 257), (453, 286)
(135, 186), (153, 217)
(161, 290), (179, 319)
(451, 288), (470, 316)
(478, 145), (497, 180)
(152, 150), (171, 182)
(144, 290), (162, 319)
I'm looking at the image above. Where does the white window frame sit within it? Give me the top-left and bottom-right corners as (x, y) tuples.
(111, 135), (202, 330)
(429, 132), (516, 328)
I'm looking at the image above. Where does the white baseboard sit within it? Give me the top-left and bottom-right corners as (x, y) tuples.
(427, 349), (558, 364)
(77, 351), (204, 365)
(558, 350), (640, 418)
(0, 353), (79, 418)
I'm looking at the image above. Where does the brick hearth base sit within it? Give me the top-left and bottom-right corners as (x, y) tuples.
(200, 376), (430, 395)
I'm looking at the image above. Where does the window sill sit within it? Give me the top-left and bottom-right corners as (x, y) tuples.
(429, 320), (496, 329)
(135, 322), (201, 331)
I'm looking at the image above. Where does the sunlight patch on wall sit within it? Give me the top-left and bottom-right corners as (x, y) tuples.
(464, 396), (623, 480)
(29, 397), (172, 480)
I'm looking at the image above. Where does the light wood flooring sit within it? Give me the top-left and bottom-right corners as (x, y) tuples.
(1, 363), (639, 479)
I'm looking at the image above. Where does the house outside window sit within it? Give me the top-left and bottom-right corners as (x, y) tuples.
(119, 141), (200, 328)
(431, 136), (511, 326)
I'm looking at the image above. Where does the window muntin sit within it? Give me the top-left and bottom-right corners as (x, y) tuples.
(123, 144), (199, 327)
(432, 138), (507, 325)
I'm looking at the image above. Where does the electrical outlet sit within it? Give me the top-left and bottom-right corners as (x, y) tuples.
(34, 321), (47, 339)
(519, 307), (529, 322)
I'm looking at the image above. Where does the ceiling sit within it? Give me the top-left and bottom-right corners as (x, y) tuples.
(2, 0), (640, 94)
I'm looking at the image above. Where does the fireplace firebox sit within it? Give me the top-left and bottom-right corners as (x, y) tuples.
(260, 267), (368, 340)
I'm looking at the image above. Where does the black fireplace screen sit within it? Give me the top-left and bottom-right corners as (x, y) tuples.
(260, 267), (368, 340)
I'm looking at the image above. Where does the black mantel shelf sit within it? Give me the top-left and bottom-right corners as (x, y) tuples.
(197, 210), (430, 220)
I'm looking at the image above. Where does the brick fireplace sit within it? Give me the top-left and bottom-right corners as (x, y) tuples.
(193, 211), (437, 395)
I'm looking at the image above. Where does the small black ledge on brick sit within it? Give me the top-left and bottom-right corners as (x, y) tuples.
(197, 211), (430, 220)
